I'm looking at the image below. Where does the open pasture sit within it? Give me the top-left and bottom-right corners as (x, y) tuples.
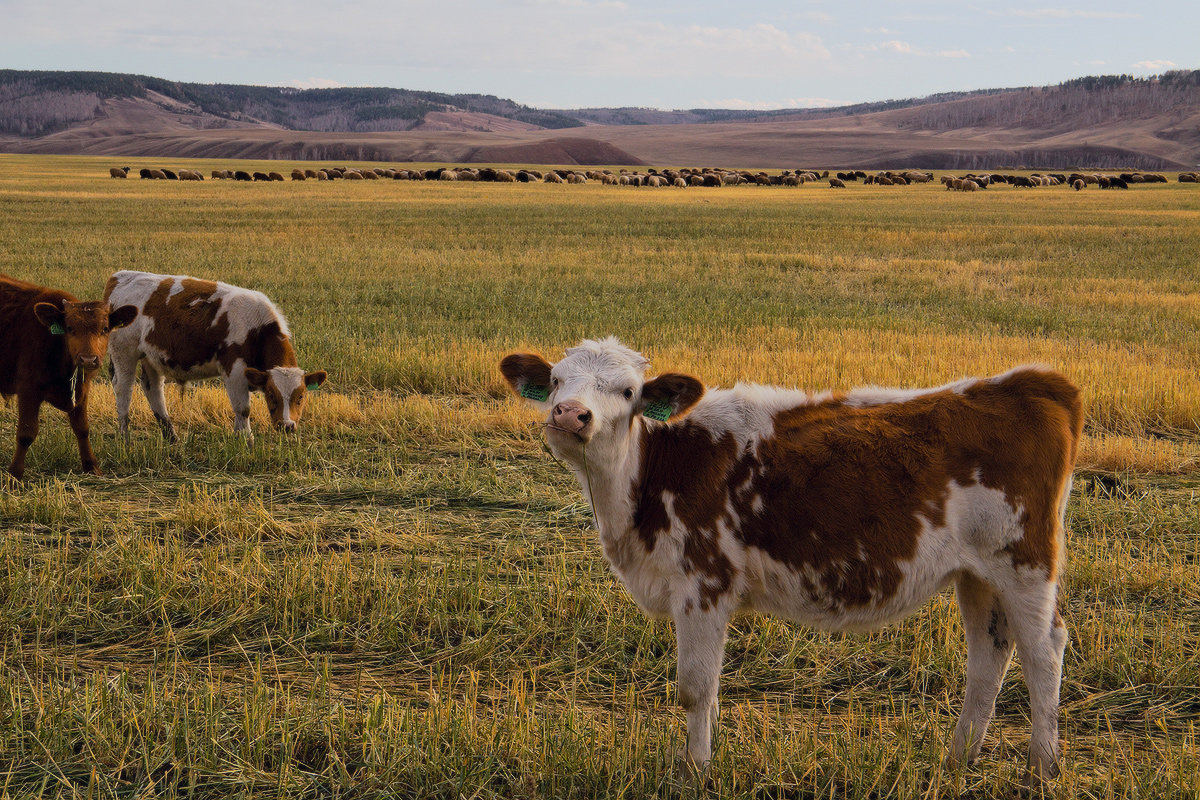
(0, 153), (1198, 798)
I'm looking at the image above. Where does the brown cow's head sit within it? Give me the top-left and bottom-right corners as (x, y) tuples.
(501, 337), (704, 462)
(244, 367), (328, 433)
(34, 300), (137, 371)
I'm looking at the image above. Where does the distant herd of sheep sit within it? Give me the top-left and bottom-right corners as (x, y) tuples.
(107, 164), (1197, 190)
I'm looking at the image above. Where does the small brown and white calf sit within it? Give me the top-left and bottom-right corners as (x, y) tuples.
(104, 270), (327, 441)
(502, 338), (1082, 785)
(1, 274), (137, 478)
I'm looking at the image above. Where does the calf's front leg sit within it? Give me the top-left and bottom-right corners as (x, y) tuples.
(673, 605), (730, 773)
(66, 392), (100, 475)
(224, 371), (254, 441)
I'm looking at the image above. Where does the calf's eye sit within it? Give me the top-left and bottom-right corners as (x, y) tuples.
(623, 388), (634, 400)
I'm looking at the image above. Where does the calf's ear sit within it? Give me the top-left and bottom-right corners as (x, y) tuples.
(244, 367), (269, 390)
(304, 371), (328, 391)
(500, 353), (553, 407)
(34, 302), (65, 331)
(109, 304), (138, 330)
(640, 373), (705, 421)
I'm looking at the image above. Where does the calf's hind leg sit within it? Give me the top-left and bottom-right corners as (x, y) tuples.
(8, 394), (41, 479)
(947, 572), (1015, 767)
(1003, 581), (1067, 787)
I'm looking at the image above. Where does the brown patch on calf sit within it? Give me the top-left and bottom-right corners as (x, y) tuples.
(633, 424), (739, 609)
(139, 277), (298, 376)
(632, 368), (1080, 612)
(142, 278), (230, 372)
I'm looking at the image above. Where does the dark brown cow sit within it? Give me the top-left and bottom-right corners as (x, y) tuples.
(502, 338), (1081, 788)
(0, 275), (137, 478)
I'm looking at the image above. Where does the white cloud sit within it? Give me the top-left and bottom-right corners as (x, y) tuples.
(1132, 59), (1177, 71)
(285, 78), (346, 90)
(866, 40), (968, 58)
(877, 40), (914, 54)
(704, 96), (844, 110)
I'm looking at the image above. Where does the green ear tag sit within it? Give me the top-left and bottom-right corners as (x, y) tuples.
(643, 400), (672, 422)
(520, 383), (549, 402)
(50, 322), (66, 335)
(306, 382), (321, 392)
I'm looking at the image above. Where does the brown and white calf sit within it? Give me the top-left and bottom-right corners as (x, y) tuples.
(501, 338), (1082, 785)
(1, 274), (137, 478)
(104, 270), (327, 441)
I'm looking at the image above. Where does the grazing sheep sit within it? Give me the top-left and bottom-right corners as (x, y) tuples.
(161, 169), (178, 180)
(110, 167), (129, 178)
(179, 170), (203, 181)
(234, 171), (253, 181)
(1179, 172), (1198, 183)
(544, 172), (564, 184)
(268, 172), (285, 182)
(305, 169), (319, 179)
(1072, 179), (1084, 191)
(139, 168), (154, 179)
(291, 169), (307, 181)
(344, 171), (363, 180)
(211, 170), (226, 180)
(829, 178), (845, 188)
(252, 172), (270, 181)
(149, 169), (167, 180)
(317, 170), (329, 180)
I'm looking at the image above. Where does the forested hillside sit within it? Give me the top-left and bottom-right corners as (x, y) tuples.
(0, 70), (585, 136)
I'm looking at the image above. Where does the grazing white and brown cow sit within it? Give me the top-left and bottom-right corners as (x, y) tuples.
(104, 270), (327, 441)
(1, 274), (137, 478)
(501, 338), (1081, 786)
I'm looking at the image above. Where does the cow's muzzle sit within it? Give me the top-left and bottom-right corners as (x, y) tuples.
(551, 401), (593, 438)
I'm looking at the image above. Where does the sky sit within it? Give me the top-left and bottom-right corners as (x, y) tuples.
(2, 0), (1196, 110)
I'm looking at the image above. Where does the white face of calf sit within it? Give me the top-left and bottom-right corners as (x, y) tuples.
(244, 366), (328, 432)
(500, 337), (705, 465)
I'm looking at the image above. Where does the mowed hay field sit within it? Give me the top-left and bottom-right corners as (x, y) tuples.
(0, 153), (1198, 799)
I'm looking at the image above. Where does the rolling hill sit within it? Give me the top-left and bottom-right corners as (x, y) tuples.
(1, 69), (1197, 169)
